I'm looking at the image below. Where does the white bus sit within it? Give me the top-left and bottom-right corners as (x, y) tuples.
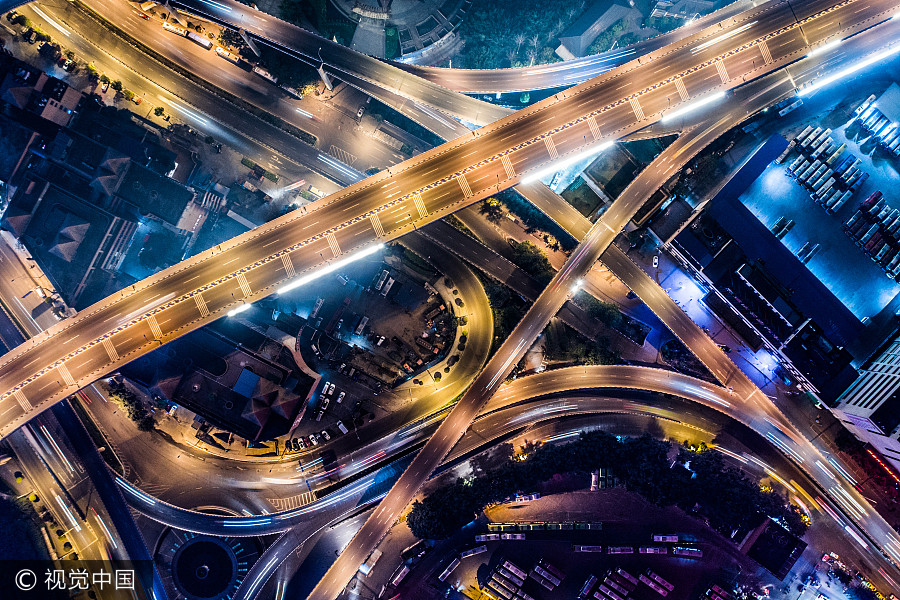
(639, 546), (668, 555)
(647, 570), (674, 591)
(652, 534), (678, 542)
(607, 546), (633, 555)
(438, 558), (459, 582)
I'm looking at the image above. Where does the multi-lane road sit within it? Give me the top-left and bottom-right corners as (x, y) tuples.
(309, 11), (900, 594)
(0, 0), (886, 443)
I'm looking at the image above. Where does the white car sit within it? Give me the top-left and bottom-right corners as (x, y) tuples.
(337, 391), (346, 403)
(309, 433), (320, 446)
(327, 383), (336, 395)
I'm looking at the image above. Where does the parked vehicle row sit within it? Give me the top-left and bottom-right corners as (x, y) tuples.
(787, 126), (867, 215)
(843, 191), (900, 278)
(854, 95), (900, 156)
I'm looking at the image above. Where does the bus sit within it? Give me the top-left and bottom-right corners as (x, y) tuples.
(459, 545), (487, 558)
(186, 30), (212, 49)
(653, 534), (678, 542)
(502, 561), (527, 580)
(616, 568), (639, 586)
(598, 583), (625, 600)
(672, 547), (703, 558)
(162, 22), (186, 36)
(401, 540), (428, 561)
(639, 575), (669, 597)
(389, 565), (409, 587)
(579, 575), (598, 599)
(607, 546), (633, 555)
(533, 566), (560, 587)
(475, 533), (500, 542)
(574, 545), (604, 552)
(647, 570), (674, 591)
(358, 549), (382, 576)
(438, 558), (459, 582)
(374, 269), (389, 290)
(639, 546), (668, 554)
(216, 46), (241, 63)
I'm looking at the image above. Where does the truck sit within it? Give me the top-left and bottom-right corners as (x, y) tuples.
(800, 127), (822, 148)
(216, 46), (241, 64)
(826, 144), (846, 165)
(855, 94), (877, 116)
(796, 125), (814, 142)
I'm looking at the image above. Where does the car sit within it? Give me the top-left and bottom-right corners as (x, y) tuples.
(323, 380), (331, 393)
(132, 96), (143, 105)
(717, 344), (732, 353)
(139, 12), (150, 20)
(337, 391), (345, 403)
(652, 254), (659, 268)
(357, 106), (365, 119)
(101, 80), (109, 93)
(336, 420), (349, 434)
(320, 430), (331, 442)
(63, 60), (76, 72)
(291, 437), (299, 451)
(309, 433), (320, 446)
(327, 383), (335, 395)
(301, 436), (312, 448)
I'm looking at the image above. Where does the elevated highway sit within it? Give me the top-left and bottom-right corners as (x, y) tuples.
(1, 0), (878, 441)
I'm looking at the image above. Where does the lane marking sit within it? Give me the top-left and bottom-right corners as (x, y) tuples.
(675, 78), (689, 101)
(14, 390), (31, 411)
(147, 315), (163, 340)
(327, 233), (341, 257)
(456, 175), (472, 198)
(716, 61), (730, 83)
(194, 293), (210, 317)
(501, 155), (516, 179)
(629, 97), (645, 120)
(587, 116), (601, 141)
(369, 213), (385, 237)
(237, 273), (252, 297)
(543, 136), (559, 159)
(413, 193), (428, 218)
(58, 364), (75, 387)
(102, 338), (119, 361)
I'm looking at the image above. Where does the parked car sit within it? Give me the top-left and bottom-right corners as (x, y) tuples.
(336, 421), (349, 435)
(132, 96), (142, 105)
(320, 430), (331, 442)
(63, 59), (76, 72)
(337, 391), (345, 403)
(139, 12), (150, 20)
(101, 79), (109, 93)
(357, 106), (365, 118)
(301, 436), (312, 448)
(309, 433), (320, 446)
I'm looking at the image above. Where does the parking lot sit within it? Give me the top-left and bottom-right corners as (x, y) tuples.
(737, 87), (900, 321)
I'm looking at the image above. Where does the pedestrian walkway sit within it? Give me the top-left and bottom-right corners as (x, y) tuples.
(267, 490), (316, 511)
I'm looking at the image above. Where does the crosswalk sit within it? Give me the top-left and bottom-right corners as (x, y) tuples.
(675, 78), (689, 101)
(715, 61), (730, 83)
(237, 273), (252, 297)
(758, 40), (773, 64)
(501, 155), (516, 179)
(369, 213), (385, 237)
(58, 364), (75, 387)
(413, 193), (428, 218)
(267, 491), (316, 511)
(456, 175), (472, 198)
(193, 293), (210, 317)
(328, 145), (357, 166)
(327, 233), (341, 256)
(543, 136), (559, 159)
(102, 338), (119, 361)
(587, 116), (602, 141)
(629, 97), (645, 121)
(14, 390), (31, 411)
(281, 254), (296, 278)
(147, 315), (163, 340)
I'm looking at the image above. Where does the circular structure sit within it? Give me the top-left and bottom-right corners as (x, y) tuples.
(172, 537), (235, 599)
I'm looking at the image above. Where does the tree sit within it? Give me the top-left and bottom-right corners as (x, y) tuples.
(153, 106), (165, 117)
(122, 89), (134, 101)
(479, 197), (503, 222)
(86, 63), (99, 83)
(99, 74), (110, 85)
(64, 49), (75, 60)
(11, 14), (27, 27)
(510, 241), (555, 286)
(110, 80), (123, 92)
(38, 41), (60, 60)
(218, 27), (243, 48)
